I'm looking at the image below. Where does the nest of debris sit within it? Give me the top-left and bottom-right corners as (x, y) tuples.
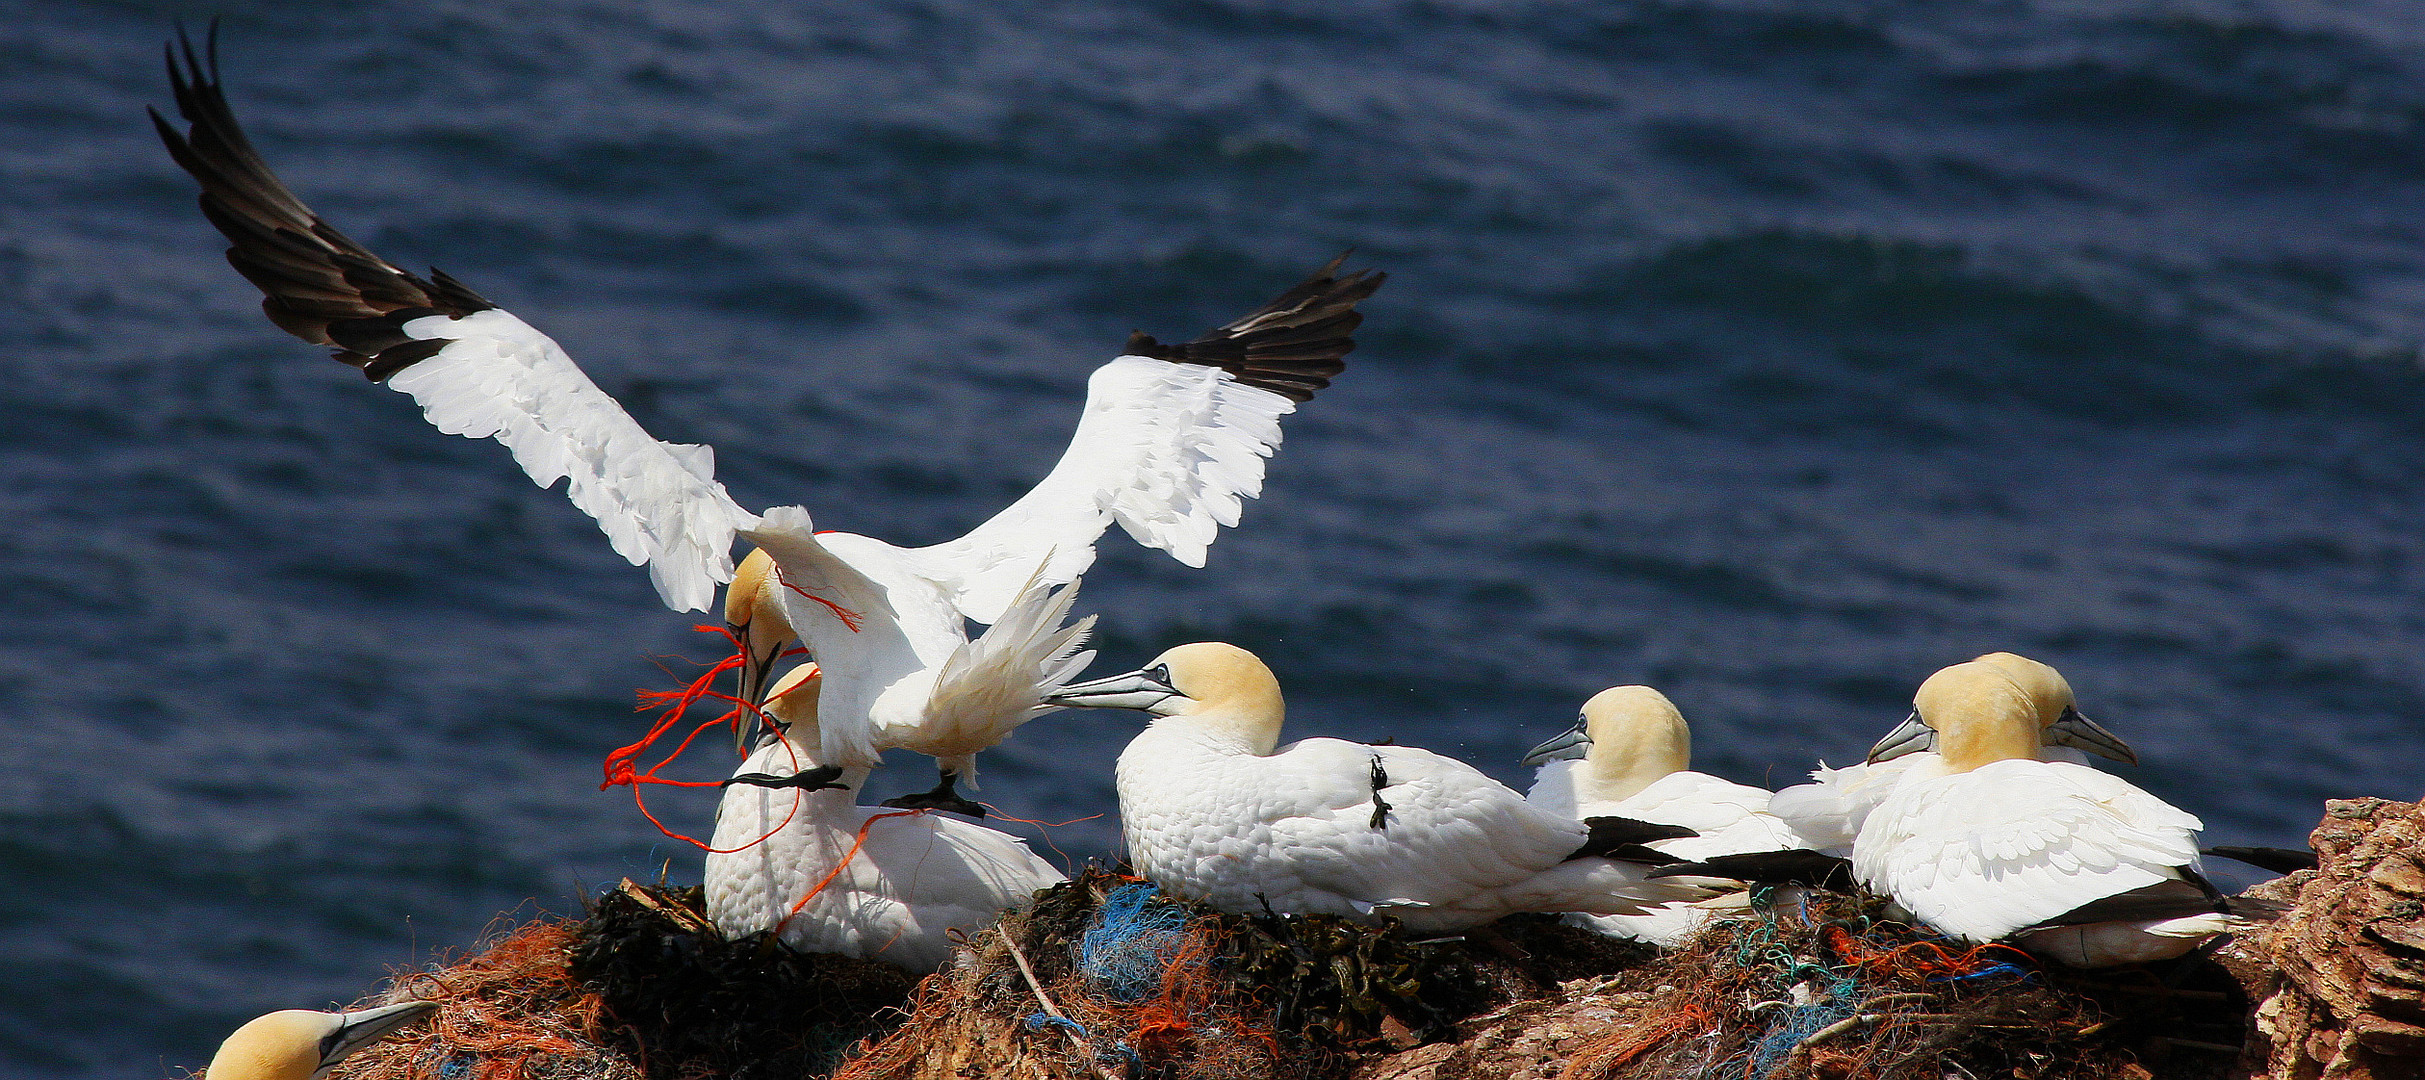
(1355, 890), (2252, 1080)
(295, 866), (2266, 1080)
(321, 880), (915, 1080)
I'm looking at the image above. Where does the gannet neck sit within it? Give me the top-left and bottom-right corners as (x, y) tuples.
(763, 664), (827, 766)
(1577, 685), (1690, 803)
(1914, 659), (2041, 772)
(1156, 642), (1284, 755)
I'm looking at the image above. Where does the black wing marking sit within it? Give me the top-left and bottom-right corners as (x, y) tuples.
(1566, 815), (1698, 863)
(2016, 877), (2227, 931)
(150, 24), (493, 381)
(1368, 754), (1392, 830)
(2203, 845), (2319, 875)
(1648, 849), (1859, 891)
(1123, 252), (1386, 403)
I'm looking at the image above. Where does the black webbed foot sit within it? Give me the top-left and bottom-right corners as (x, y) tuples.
(879, 771), (986, 819)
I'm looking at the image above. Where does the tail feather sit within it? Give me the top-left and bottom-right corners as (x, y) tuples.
(924, 560), (1098, 785)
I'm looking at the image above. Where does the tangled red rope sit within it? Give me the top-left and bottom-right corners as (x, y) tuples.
(600, 625), (810, 852)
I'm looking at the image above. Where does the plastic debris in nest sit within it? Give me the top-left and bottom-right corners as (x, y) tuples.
(831, 868), (1653, 1080)
(1538, 890), (2232, 1080)
(318, 880), (916, 1080)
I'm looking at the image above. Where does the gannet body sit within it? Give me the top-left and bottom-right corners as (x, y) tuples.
(704, 667), (1066, 974)
(206, 1000), (435, 1080)
(153, 40), (1384, 813)
(1522, 686), (1805, 946)
(1851, 655), (2241, 967)
(1048, 644), (1712, 933)
(1769, 652), (2136, 856)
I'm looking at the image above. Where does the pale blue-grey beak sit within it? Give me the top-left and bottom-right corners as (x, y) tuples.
(1047, 663), (1182, 713)
(2046, 706), (2137, 765)
(1520, 715), (1593, 768)
(1865, 711), (1934, 764)
(319, 1000), (438, 1076)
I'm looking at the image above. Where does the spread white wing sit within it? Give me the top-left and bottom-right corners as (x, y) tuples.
(917, 259), (1384, 624)
(157, 35), (755, 611)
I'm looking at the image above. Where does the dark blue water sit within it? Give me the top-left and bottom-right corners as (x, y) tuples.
(9, 0), (2425, 1072)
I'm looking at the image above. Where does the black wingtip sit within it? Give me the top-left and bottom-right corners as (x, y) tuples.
(154, 27), (491, 379)
(1647, 849), (1859, 891)
(1129, 253), (1387, 403)
(1565, 815), (1697, 863)
(2203, 845), (2320, 875)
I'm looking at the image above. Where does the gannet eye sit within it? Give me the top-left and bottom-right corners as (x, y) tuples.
(1150, 664), (1173, 688)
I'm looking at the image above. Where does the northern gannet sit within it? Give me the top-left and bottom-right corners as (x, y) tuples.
(152, 37), (1384, 816)
(704, 665), (1066, 974)
(1851, 656), (2245, 967)
(1768, 652), (2137, 856)
(205, 1000), (435, 1080)
(1045, 643), (1713, 932)
(1520, 685), (1806, 946)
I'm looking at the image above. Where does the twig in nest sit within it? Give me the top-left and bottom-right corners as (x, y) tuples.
(1001, 933), (1118, 1080)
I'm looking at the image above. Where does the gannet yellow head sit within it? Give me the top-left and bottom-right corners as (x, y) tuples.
(1867, 652), (2137, 767)
(1046, 642), (1286, 754)
(1520, 686), (1691, 803)
(206, 1000), (435, 1080)
(726, 548), (799, 750)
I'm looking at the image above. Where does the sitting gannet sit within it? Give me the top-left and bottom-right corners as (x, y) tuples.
(1851, 656), (2245, 967)
(705, 665), (1066, 974)
(205, 1000), (435, 1080)
(154, 36), (1384, 817)
(1769, 652), (2137, 856)
(1046, 643), (1712, 932)
(1521, 685), (1807, 945)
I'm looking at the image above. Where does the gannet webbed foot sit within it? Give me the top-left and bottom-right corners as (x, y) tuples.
(721, 764), (850, 792)
(880, 771), (986, 819)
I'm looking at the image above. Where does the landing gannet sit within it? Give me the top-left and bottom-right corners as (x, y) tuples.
(1521, 685), (1806, 946)
(153, 38), (1384, 816)
(205, 1000), (435, 1080)
(1769, 652), (2137, 856)
(705, 665), (1066, 974)
(1046, 643), (1713, 932)
(1852, 656), (2245, 967)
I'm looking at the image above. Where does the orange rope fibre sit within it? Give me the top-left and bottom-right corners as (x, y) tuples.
(1563, 1003), (1707, 1079)
(1820, 925), (2032, 981)
(975, 804), (1107, 875)
(775, 808), (926, 934)
(601, 625), (812, 852)
(775, 566), (865, 631)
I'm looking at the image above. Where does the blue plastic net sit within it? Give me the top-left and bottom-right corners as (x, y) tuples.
(1077, 883), (1198, 1002)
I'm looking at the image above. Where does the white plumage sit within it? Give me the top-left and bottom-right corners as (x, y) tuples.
(1522, 686), (1805, 946)
(705, 667), (1066, 974)
(1847, 654), (2240, 967)
(1049, 644), (1710, 933)
(1769, 652), (2134, 857)
(153, 51), (1382, 809)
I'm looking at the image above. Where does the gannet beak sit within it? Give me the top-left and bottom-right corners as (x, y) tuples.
(730, 621), (776, 754)
(2047, 706), (2137, 765)
(1520, 716), (1592, 767)
(1865, 711), (1933, 763)
(1047, 664), (1182, 714)
(321, 1000), (438, 1071)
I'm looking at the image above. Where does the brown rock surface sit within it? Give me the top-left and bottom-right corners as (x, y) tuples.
(2228, 798), (2425, 1080)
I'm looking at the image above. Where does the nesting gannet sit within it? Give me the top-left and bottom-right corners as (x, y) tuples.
(1768, 652), (2137, 856)
(1851, 656), (2245, 967)
(1520, 685), (1807, 946)
(153, 37), (1384, 816)
(1045, 643), (1712, 932)
(205, 1000), (435, 1080)
(704, 665), (1066, 974)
